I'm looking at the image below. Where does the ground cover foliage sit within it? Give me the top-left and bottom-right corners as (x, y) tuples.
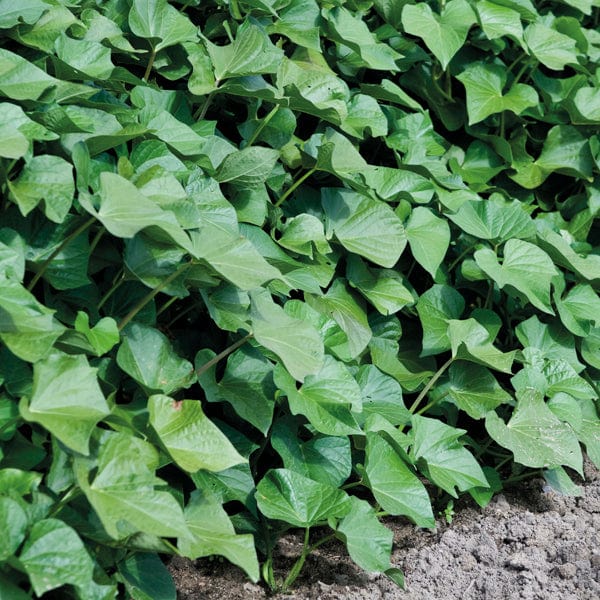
(0, 0), (599, 596)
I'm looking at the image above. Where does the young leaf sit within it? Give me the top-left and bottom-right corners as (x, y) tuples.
(148, 395), (245, 473)
(73, 312), (119, 356)
(405, 207), (450, 277)
(255, 468), (352, 527)
(19, 351), (110, 455)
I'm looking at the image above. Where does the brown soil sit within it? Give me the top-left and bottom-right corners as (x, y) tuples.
(169, 459), (600, 600)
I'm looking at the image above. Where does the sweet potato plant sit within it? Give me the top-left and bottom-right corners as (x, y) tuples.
(0, 0), (599, 596)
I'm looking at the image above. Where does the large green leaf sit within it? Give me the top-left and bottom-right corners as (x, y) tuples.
(485, 388), (583, 474)
(8, 155), (74, 224)
(19, 351), (110, 455)
(250, 289), (324, 382)
(401, 0), (476, 69)
(474, 239), (559, 314)
(256, 468), (351, 527)
(117, 323), (195, 395)
(18, 519), (99, 597)
(457, 63), (538, 125)
(524, 22), (579, 70)
(364, 432), (435, 528)
(205, 21), (283, 81)
(410, 416), (488, 496)
(322, 188), (406, 268)
(129, 0), (197, 52)
(0, 279), (65, 362)
(405, 207), (450, 277)
(215, 146), (279, 187)
(554, 282), (600, 337)
(149, 395), (245, 473)
(118, 553), (176, 600)
(179, 490), (259, 582)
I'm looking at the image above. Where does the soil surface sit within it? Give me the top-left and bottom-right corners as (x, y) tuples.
(169, 459), (600, 599)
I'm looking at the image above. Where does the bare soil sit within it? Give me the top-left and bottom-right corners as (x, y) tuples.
(169, 459), (600, 600)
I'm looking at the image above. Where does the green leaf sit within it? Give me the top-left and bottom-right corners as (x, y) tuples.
(485, 388), (583, 474)
(364, 432), (435, 528)
(256, 468), (351, 527)
(0, 0), (51, 29)
(54, 34), (114, 80)
(417, 284), (465, 357)
(447, 319), (515, 373)
(337, 497), (395, 574)
(446, 195), (535, 243)
(474, 239), (559, 314)
(117, 323), (195, 395)
(19, 351), (110, 455)
(179, 490), (259, 582)
(524, 22), (579, 70)
(0, 495), (28, 560)
(74, 431), (189, 540)
(149, 394), (245, 473)
(410, 416), (488, 496)
(205, 21), (283, 81)
(457, 63), (538, 125)
(555, 283), (600, 337)
(82, 172), (194, 254)
(8, 155), (74, 224)
(118, 553), (176, 600)
(401, 0), (476, 70)
(442, 362), (512, 419)
(573, 399), (600, 469)
(73, 312), (119, 356)
(476, 1), (523, 42)
(323, 6), (402, 71)
(271, 419), (351, 487)
(279, 213), (331, 258)
(346, 255), (414, 316)
(129, 0), (197, 52)
(274, 357), (362, 436)
(322, 188), (406, 268)
(19, 519), (97, 596)
(196, 346), (275, 435)
(0, 48), (57, 101)
(405, 207), (450, 277)
(0, 102), (56, 159)
(571, 87), (600, 123)
(250, 289), (324, 382)
(215, 146), (279, 187)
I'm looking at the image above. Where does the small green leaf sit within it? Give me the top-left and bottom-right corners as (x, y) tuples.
(364, 432), (435, 528)
(19, 351), (110, 455)
(256, 468), (351, 527)
(485, 388), (583, 474)
(0, 495), (28, 560)
(149, 394), (245, 473)
(74, 312), (119, 356)
(555, 283), (600, 337)
(216, 146), (279, 187)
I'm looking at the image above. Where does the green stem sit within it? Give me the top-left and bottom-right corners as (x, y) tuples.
(118, 262), (192, 331)
(164, 301), (199, 328)
(275, 167), (317, 207)
(447, 243), (476, 272)
(88, 226), (106, 256)
(246, 105), (280, 147)
(417, 391), (449, 415)
(341, 480), (364, 491)
(194, 83), (219, 120)
(499, 111), (506, 139)
(27, 216), (95, 292)
(98, 269), (124, 310)
(0, 417), (19, 436)
(504, 469), (541, 485)
(49, 487), (82, 518)
(143, 48), (157, 82)
(156, 295), (179, 318)
(409, 357), (453, 414)
(281, 527), (311, 592)
(513, 60), (535, 85)
(195, 333), (253, 378)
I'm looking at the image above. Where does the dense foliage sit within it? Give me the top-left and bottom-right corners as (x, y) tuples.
(1, 0), (599, 596)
